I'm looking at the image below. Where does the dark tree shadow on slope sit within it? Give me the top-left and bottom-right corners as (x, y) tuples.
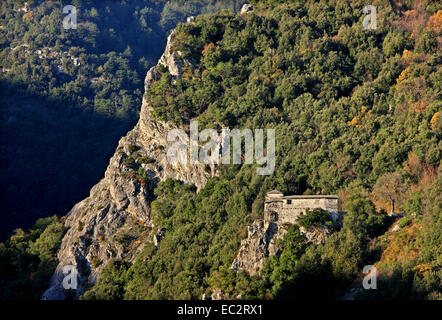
(0, 80), (137, 241)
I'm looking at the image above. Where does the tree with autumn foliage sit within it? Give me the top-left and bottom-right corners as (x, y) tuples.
(372, 172), (408, 215)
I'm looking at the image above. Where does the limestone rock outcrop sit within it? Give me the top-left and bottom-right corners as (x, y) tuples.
(231, 192), (340, 275)
(145, 31), (191, 88)
(240, 4), (253, 14)
(231, 219), (281, 276)
(42, 28), (212, 300)
(231, 219), (333, 276)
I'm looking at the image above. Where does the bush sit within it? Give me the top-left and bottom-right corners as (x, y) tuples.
(90, 256), (102, 269)
(78, 221), (85, 232)
(128, 144), (140, 153)
(0, 216), (64, 299)
(398, 216), (412, 229)
(297, 209), (332, 229)
(403, 190), (423, 215)
(81, 259), (131, 300)
(137, 156), (155, 164)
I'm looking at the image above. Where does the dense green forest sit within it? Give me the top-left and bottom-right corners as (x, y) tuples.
(0, 215), (65, 299)
(82, 0), (441, 300)
(1, 0), (441, 300)
(0, 0), (238, 240)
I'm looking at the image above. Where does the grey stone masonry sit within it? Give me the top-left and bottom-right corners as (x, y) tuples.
(264, 190), (339, 224)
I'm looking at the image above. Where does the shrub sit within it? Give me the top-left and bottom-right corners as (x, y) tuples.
(403, 191), (423, 215)
(128, 144), (140, 153)
(297, 209), (332, 229)
(90, 256), (102, 269)
(137, 156), (155, 164)
(398, 216), (412, 229)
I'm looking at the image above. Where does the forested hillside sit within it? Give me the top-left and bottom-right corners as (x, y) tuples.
(81, 0), (441, 300)
(1, 0), (441, 300)
(0, 0), (238, 240)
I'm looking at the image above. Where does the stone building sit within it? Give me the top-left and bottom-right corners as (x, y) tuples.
(264, 190), (339, 224)
(231, 190), (340, 275)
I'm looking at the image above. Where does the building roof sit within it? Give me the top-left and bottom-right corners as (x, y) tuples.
(266, 190), (338, 201)
(267, 190), (283, 195)
(283, 195), (338, 200)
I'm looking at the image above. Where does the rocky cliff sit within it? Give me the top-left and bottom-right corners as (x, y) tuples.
(42, 30), (212, 300)
(231, 219), (332, 276)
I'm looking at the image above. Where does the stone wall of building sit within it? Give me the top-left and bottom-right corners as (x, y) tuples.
(264, 193), (339, 225)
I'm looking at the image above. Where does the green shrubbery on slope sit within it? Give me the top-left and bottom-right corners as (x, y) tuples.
(0, 216), (65, 299)
(81, 0), (441, 300)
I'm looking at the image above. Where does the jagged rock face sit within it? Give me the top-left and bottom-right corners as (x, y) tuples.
(231, 218), (333, 276)
(301, 225), (332, 244)
(240, 4), (253, 14)
(231, 218), (288, 276)
(210, 288), (232, 300)
(144, 31), (191, 88)
(42, 30), (212, 300)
